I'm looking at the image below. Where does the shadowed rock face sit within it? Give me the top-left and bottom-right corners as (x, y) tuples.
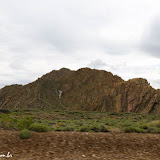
(0, 68), (160, 114)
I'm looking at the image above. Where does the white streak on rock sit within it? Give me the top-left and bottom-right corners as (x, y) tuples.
(58, 90), (62, 99)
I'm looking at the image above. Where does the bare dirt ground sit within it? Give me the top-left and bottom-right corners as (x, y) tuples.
(0, 130), (160, 160)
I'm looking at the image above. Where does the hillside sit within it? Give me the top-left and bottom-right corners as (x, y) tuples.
(0, 68), (160, 114)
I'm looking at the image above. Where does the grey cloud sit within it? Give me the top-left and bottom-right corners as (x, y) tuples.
(0, 0), (160, 89)
(88, 59), (126, 71)
(0, 70), (42, 89)
(140, 17), (160, 57)
(0, 0), (130, 54)
(88, 59), (107, 68)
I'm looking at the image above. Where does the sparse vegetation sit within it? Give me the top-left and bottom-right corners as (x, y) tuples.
(0, 110), (160, 133)
(123, 126), (147, 133)
(29, 123), (49, 132)
(19, 129), (32, 139)
(17, 116), (33, 130)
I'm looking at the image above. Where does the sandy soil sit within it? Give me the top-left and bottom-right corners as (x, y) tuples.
(0, 130), (160, 160)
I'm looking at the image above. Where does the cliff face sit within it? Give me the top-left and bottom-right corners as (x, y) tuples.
(0, 68), (160, 114)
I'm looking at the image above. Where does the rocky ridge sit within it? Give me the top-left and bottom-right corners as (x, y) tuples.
(0, 68), (160, 114)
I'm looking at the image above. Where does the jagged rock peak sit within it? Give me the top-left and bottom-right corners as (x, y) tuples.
(128, 78), (149, 86)
(59, 68), (72, 72)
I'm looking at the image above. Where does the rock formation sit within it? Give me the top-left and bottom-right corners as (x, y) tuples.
(0, 68), (160, 114)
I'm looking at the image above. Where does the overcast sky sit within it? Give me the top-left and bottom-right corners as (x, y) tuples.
(0, 0), (160, 89)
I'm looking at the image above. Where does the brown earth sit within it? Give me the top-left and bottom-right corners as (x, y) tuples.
(0, 130), (160, 160)
(1, 68), (160, 114)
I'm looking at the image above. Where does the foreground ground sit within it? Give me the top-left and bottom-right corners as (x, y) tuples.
(0, 130), (160, 160)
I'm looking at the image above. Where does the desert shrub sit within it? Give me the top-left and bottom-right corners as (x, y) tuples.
(17, 116), (33, 130)
(123, 126), (147, 133)
(0, 114), (18, 129)
(148, 120), (159, 127)
(121, 121), (133, 127)
(99, 125), (109, 132)
(89, 125), (109, 132)
(101, 126), (109, 132)
(74, 121), (83, 126)
(29, 123), (49, 132)
(0, 114), (34, 130)
(139, 123), (149, 129)
(106, 120), (117, 127)
(19, 129), (32, 139)
(76, 124), (109, 132)
(55, 122), (66, 128)
(54, 126), (74, 131)
(0, 114), (10, 127)
(147, 126), (160, 133)
(156, 121), (160, 128)
(77, 125), (90, 132)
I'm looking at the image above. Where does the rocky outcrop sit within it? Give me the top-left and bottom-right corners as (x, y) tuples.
(0, 68), (160, 114)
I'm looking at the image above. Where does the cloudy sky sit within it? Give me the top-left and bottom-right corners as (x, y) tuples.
(0, 0), (160, 89)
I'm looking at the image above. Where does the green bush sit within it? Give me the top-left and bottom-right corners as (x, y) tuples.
(156, 121), (160, 128)
(54, 126), (74, 131)
(139, 123), (149, 129)
(78, 125), (90, 132)
(89, 125), (109, 132)
(19, 129), (32, 139)
(147, 126), (160, 133)
(29, 123), (49, 132)
(99, 125), (109, 132)
(0, 114), (10, 126)
(76, 124), (109, 132)
(123, 126), (147, 133)
(121, 121), (133, 127)
(17, 116), (33, 130)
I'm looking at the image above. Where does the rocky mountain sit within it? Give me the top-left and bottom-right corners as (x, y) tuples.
(0, 68), (160, 114)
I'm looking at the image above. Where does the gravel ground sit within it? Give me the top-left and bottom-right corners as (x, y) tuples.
(0, 130), (160, 160)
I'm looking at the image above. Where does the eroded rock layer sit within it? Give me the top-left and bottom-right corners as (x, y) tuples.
(0, 68), (160, 114)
